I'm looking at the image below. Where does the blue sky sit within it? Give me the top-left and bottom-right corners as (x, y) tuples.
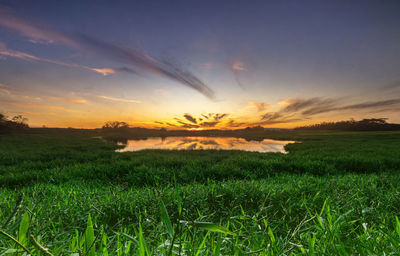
(0, 0), (399, 128)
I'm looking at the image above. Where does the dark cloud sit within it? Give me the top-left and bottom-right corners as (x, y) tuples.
(183, 114), (197, 124)
(164, 113), (230, 129)
(165, 122), (178, 127)
(283, 98), (338, 113)
(214, 113), (229, 121)
(226, 119), (246, 127)
(340, 99), (400, 111)
(259, 118), (304, 125)
(257, 97), (400, 125)
(259, 112), (302, 125)
(201, 121), (218, 127)
(301, 98), (400, 116)
(0, 10), (215, 99)
(261, 112), (283, 121)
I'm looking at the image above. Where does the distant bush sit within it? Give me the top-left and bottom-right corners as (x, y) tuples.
(295, 118), (400, 131)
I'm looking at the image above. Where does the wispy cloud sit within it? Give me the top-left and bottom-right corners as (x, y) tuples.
(0, 8), (77, 46)
(91, 67), (137, 76)
(0, 83), (14, 95)
(258, 97), (400, 125)
(0, 83), (41, 101)
(50, 97), (88, 104)
(231, 60), (247, 71)
(249, 101), (268, 111)
(0, 41), (134, 76)
(0, 9), (215, 99)
(202, 62), (213, 69)
(384, 80), (400, 89)
(74, 35), (215, 99)
(154, 89), (167, 95)
(8, 102), (81, 113)
(226, 119), (247, 127)
(230, 60), (247, 88)
(98, 95), (141, 103)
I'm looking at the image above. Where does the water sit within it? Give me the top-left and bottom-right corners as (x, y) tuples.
(116, 136), (295, 153)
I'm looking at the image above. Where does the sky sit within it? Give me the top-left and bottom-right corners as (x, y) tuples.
(0, 0), (400, 129)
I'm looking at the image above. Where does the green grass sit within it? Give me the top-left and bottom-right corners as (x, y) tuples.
(0, 131), (400, 255)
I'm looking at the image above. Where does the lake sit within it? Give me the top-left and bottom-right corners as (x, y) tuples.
(116, 136), (295, 153)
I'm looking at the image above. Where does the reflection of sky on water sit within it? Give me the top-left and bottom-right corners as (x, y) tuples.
(116, 137), (295, 153)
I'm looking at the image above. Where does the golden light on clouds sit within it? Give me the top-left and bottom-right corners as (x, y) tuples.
(50, 97), (88, 104)
(91, 68), (117, 76)
(98, 95), (141, 103)
(248, 101), (268, 111)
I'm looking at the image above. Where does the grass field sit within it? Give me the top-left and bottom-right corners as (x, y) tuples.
(0, 131), (400, 255)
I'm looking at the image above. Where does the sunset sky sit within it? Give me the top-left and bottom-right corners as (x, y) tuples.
(1, 0), (400, 129)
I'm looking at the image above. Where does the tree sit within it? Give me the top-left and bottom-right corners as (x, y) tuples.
(11, 115), (28, 124)
(0, 112), (29, 132)
(102, 121), (130, 130)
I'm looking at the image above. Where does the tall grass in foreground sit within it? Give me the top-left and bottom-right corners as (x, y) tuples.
(1, 175), (400, 255)
(2, 197), (400, 255)
(1, 132), (400, 254)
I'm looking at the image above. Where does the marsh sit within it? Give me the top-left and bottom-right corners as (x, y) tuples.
(116, 136), (296, 153)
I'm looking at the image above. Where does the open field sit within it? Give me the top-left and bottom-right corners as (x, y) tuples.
(1, 131), (400, 255)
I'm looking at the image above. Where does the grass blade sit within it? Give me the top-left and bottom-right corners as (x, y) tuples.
(84, 214), (95, 256)
(160, 200), (174, 238)
(193, 222), (236, 236)
(18, 212), (30, 247)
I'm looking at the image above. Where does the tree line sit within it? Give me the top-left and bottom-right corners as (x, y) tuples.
(295, 118), (400, 131)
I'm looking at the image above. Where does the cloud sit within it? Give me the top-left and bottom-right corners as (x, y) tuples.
(300, 98), (400, 116)
(261, 112), (282, 121)
(154, 89), (167, 95)
(257, 97), (400, 125)
(166, 113), (230, 129)
(50, 97), (87, 104)
(8, 102), (81, 113)
(0, 9), (215, 99)
(384, 80), (400, 89)
(98, 95), (141, 103)
(249, 101), (268, 111)
(202, 62), (213, 69)
(340, 99), (400, 110)
(0, 41), (134, 76)
(0, 8), (77, 46)
(226, 119), (247, 127)
(282, 98), (337, 113)
(214, 113), (229, 121)
(0, 83), (43, 103)
(230, 60), (247, 88)
(91, 67), (137, 76)
(183, 114), (197, 124)
(74, 35), (215, 99)
(0, 83), (14, 95)
(231, 60), (247, 71)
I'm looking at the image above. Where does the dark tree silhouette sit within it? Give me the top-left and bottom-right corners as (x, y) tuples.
(0, 112), (29, 132)
(102, 121), (130, 130)
(295, 118), (400, 131)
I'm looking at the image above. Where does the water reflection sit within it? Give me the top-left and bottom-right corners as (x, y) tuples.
(116, 137), (295, 153)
